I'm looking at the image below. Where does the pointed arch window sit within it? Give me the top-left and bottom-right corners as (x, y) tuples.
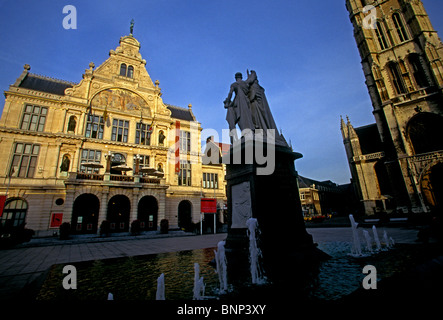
(120, 63), (127, 76)
(408, 54), (429, 89)
(388, 62), (406, 95)
(392, 12), (409, 43)
(375, 22), (390, 50)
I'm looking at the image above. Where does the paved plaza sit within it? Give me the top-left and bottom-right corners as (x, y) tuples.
(0, 227), (420, 300)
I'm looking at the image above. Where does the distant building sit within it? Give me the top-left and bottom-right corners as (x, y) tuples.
(344, 0), (443, 215)
(0, 33), (226, 236)
(297, 176), (354, 216)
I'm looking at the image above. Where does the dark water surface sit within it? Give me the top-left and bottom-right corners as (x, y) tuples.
(36, 242), (429, 301)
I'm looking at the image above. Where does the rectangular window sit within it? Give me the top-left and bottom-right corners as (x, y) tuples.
(85, 115), (104, 139)
(178, 160), (192, 186)
(134, 155), (150, 175)
(180, 130), (191, 153)
(10, 143), (40, 178)
(20, 105), (47, 132)
(111, 119), (129, 142)
(79, 149), (102, 173)
(203, 173), (218, 189)
(135, 123), (152, 145)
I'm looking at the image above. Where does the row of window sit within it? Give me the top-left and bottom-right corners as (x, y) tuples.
(374, 13), (410, 51)
(20, 107), (182, 148)
(387, 54), (430, 96)
(8, 143), (217, 188)
(120, 63), (134, 78)
(202, 172), (219, 189)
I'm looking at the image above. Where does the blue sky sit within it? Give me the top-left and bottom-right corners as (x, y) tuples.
(0, 0), (442, 184)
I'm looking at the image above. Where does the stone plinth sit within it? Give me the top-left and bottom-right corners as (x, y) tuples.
(223, 139), (328, 285)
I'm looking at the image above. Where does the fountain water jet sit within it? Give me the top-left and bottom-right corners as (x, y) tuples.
(214, 240), (228, 292)
(156, 273), (165, 300)
(193, 263), (205, 300)
(372, 225), (382, 251)
(349, 215), (362, 256)
(362, 230), (373, 253)
(246, 218), (266, 284)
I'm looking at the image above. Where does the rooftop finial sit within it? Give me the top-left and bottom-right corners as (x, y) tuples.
(130, 19), (134, 35)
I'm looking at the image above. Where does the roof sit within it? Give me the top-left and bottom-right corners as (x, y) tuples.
(18, 73), (76, 95)
(166, 104), (195, 121)
(354, 123), (383, 155)
(13, 68), (196, 122)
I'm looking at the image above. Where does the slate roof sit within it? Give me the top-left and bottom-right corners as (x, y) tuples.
(15, 72), (196, 122)
(18, 73), (76, 95)
(166, 104), (195, 121)
(354, 123), (383, 155)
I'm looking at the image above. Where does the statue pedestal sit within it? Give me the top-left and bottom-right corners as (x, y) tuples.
(223, 139), (328, 285)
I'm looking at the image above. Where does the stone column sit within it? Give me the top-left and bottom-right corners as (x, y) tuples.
(131, 188), (140, 223)
(64, 186), (76, 224)
(97, 187), (109, 234)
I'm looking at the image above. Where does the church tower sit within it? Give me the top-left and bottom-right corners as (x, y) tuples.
(345, 0), (443, 213)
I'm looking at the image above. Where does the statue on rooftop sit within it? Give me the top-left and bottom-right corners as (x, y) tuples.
(130, 19), (134, 35)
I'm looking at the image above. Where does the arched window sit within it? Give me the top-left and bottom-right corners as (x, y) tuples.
(375, 22), (390, 50)
(408, 54), (429, 89)
(0, 198), (28, 229)
(392, 12), (409, 43)
(120, 63), (127, 76)
(127, 66), (134, 78)
(407, 113), (443, 154)
(388, 62), (406, 95)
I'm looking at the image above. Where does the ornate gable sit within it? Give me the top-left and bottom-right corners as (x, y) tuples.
(65, 34), (171, 118)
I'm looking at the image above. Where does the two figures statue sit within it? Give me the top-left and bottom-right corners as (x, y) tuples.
(224, 70), (287, 146)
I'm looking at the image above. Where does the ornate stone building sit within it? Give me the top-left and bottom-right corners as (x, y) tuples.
(343, 0), (443, 215)
(0, 33), (226, 236)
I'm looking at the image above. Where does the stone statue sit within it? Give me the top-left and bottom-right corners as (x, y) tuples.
(158, 130), (165, 145)
(224, 72), (255, 133)
(224, 70), (287, 146)
(130, 19), (134, 35)
(246, 70), (277, 131)
(60, 155), (70, 172)
(246, 70), (287, 146)
(67, 116), (76, 132)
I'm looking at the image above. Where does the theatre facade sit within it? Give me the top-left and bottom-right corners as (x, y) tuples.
(0, 33), (226, 237)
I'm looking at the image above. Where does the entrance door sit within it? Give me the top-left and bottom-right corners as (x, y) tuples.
(107, 195), (130, 232)
(138, 196), (158, 231)
(71, 194), (99, 234)
(178, 200), (192, 232)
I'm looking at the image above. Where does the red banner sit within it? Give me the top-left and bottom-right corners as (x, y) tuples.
(50, 213), (64, 228)
(175, 120), (180, 173)
(201, 198), (217, 213)
(0, 196), (6, 217)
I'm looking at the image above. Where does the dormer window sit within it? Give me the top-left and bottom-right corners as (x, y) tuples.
(119, 63), (134, 78)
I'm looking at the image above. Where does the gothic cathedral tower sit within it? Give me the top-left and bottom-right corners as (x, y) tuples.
(345, 0), (443, 214)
